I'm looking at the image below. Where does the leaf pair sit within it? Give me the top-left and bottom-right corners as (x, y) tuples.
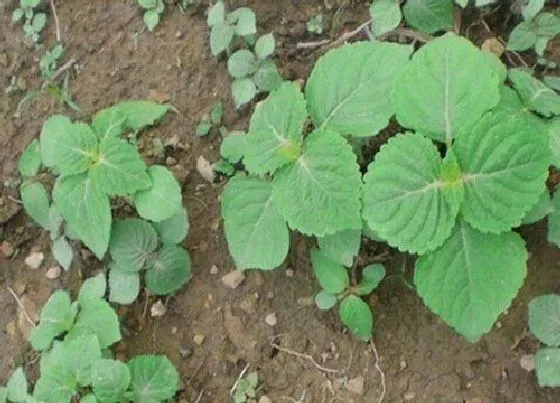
(207, 2), (257, 56)
(138, 0), (165, 32)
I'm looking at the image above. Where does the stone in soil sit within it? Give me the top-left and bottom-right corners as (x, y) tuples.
(150, 300), (166, 317)
(210, 264), (219, 274)
(265, 312), (277, 326)
(196, 155), (215, 183)
(1, 241), (14, 258)
(45, 266), (62, 280)
(519, 354), (535, 372)
(193, 333), (205, 346)
(347, 376), (364, 395)
(221, 270), (245, 289)
(24, 251), (44, 269)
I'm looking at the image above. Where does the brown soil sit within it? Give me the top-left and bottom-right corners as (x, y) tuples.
(1, 1), (560, 402)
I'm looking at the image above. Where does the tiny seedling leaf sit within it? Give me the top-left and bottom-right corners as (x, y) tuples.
(310, 248), (349, 294)
(109, 218), (159, 271)
(357, 264), (386, 296)
(207, 1), (225, 27)
(21, 181), (51, 229)
(253, 59), (283, 92)
(7, 367), (27, 403)
(339, 295), (373, 341)
(144, 10), (159, 32)
(152, 207), (189, 245)
(210, 22), (235, 56)
(127, 355), (179, 401)
(31, 13), (46, 33)
(220, 132), (246, 163)
(522, 0), (545, 21)
(233, 8), (257, 36)
(317, 229), (361, 267)
(369, 0), (402, 37)
(109, 270), (140, 305)
(509, 69), (560, 117)
(19, 139), (42, 177)
(91, 359), (131, 401)
(40, 115), (74, 168)
(145, 245), (192, 295)
(228, 49), (258, 78)
(255, 33), (275, 59)
(528, 294), (560, 346)
(315, 290), (337, 310)
(535, 348), (560, 387)
(52, 237), (73, 271)
(133, 165), (182, 222)
(109, 101), (169, 131)
(232, 78), (257, 109)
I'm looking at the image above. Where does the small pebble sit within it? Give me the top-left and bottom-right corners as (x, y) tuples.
(221, 270), (245, 289)
(24, 251), (44, 269)
(1, 241), (14, 257)
(266, 291), (275, 299)
(285, 268), (294, 277)
(150, 300), (166, 317)
(196, 156), (215, 183)
(193, 334), (205, 346)
(210, 265), (219, 275)
(520, 354), (535, 372)
(404, 392), (416, 401)
(258, 397), (272, 403)
(400, 360), (407, 371)
(347, 376), (364, 395)
(45, 266), (62, 280)
(171, 326), (177, 335)
(265, 312), (277, 326)
(166, 156), (177, 166)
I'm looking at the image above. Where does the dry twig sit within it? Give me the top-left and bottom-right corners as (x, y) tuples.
(49, 0), (61, 42)
(7, 286), (36, 329)
(271, 342), (342, 374)
(370, 341), (386, 403)
(230, 363), (250, 396)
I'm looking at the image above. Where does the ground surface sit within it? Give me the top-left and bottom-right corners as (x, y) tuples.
(1, 0), (560, 402)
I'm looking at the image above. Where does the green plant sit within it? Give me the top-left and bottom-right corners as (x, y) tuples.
(0, 274), (180, 402)
(233, 372), (258, 403)
(39, 44), (64, 81)
(18, 100), (191, 299)
(12, 0), (47, 43)
(196, 101), (223, 136)
(138, 0), (165, 31)
(207, 1), (257, 56)
(528, 294), (560, 387)
(306, 14), (324, 34)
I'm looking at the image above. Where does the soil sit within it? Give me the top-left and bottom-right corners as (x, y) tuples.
(1, 0), (560, 402)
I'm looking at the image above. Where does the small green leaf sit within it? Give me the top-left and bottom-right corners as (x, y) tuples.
(255, 33), (275, 59)
(339, 295), (373, 341)
(246, 372), (258, 389)
(138, 0), (157, 9)
(318, 229), (361, 267)
(12, 8), (24, 22)
(79, 394), (97, 403)
(522, 190), (552, 225)
(509, 69), (560, 117)
(78, 273), (106, 304)
(40, 115), (74, 168)
(144, 10), (159, 31)
(21, 181), (51, 229)
(402, 0), (454, 34)
(228, 50), (258, 79)
(357, 264), (386, 296)
(528, 294), (560, 346)
(207, 1), (225, 27)
(369, 0), (402, 36)
(19, 139), (42, 177)
(196, 120), (212, 136)
(52, 237), (73, 271)
(522, 0), (545, 21)
(152, 207), (189, 245)
(108, 270), (140, 305)
(55, 123), (98, 176)
(534, 12), (560, 37)
(31, 291), (77, 351)
(232, 78), (257, 109)
(310, 249), (349, 294)
(210, 22), (235, 56)
(232, 8), (256, 36)
(31, 13), (46, 33)
(7, 367), (27, 402)
(67, 299), (121, 349)
(220, 132), (246, 163)
(127, 355), (179, 401)
(91, 359), (131, 401)
(544, 76), (560, 92)
(133, 165), (182, 222)
(145, 245), (192, 295)
(315, 290), (337, 310)
(109, 218), (159, 271)
(253, 60), (283, 92)
(549, 188), (560, 247)
(535, 348), (560, 387)
(92, 108), (125, 140)
(108, 101), (168, 131)
(507, 21), (537, 51)
(210, 102), (223, 125)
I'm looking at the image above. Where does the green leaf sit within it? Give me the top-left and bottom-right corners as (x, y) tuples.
(528, 294), (560, 346)
(369, 0), (402, 36)
(145, 245), (192, 295)
(7, 368), (27, 403)
(392, 33), (501, 143)
(455, 0), (468, 7)
(551, 118), (560, 169)
(108, 270), (140, 305)
(306, 41), (412, 137)
(67, 299), (121, 349)
(228, 50), (258, 78)
(243, 82), (306, 175)
(273, 129), (362, 236)
(144, 10), (159, 31)
(91, 359), (131, 402)
(78, 273), (106, 304)
(544, 76), (560, 92)
(108, 101), (168, 131)
(402, 0), (454, 34)
(196, 120), (212, 136)
(362, 134), (461, 254)
(534, 12), (560, 37)
(89, 138), (150, 195)
(31, 13), (46, 33)
(127, 355), (179, 402)
(138, 0), (157, 9)
(31, 291), (77, 351)
(221, 175), (289, 271)
(55, 123), (98, 176)
(91, 108), (125, 140)
(210, 22), (235, 56)
(315, 290), (337, 310)
(0, 387), (6, 403)
(415, 221), (527, 342)
(549, 188), (560, 247)
(21, 181), (51, 229)
(522, 0), (545, 21)
(255, 33), (275, 59)
(109, 218), (159, 271)
(152, 207), (189, 245)
(210, 102), (223, 125)
(522, 189), (552, 225)
(509, 69), (560, 117)
(507, 22), (537, 51)
(232, 78), (257, 108)
(357, 264), (386, 295)
(492, 86), (525, 115)
(53, 174), (111, 259)
(253, 60), (283, 92)
(339, 295), (373, 341)
(19, 139), (42, 177)
(133, 165), (182, 222)
(310, 248), (349, 294)
(220, 132), (246, 163)
(454, 112), (550, 233)
(40, 115), (74, 168)
(12, 8), (24, 22)
(52, 237), (73, 271)
(535, 348), (560, 387)
(33, 373), (75, 403)
(79, 394), (97, 403)
(318, 229), (361, 267)
(207, 1), (224, 27)
(232, 8), (256, 36)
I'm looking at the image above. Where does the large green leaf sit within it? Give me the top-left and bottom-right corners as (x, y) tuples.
(362, 134), (462, 254)
(306, 41), (411, 137)
(549, 118), (560, 168)
(369, 0), (402, 37)
(415, 221), (527, 342)
(243, 82), (306, 174)
(310, 248), (349, 294)
(221, 175), (289, 270)
(109, 270), (140, 305)
(454, 112), (550, 233)
(318, 229), (361, 267)
(152, 207), (189, 245)
(89, 138), (151, 195)
(127, 355), (178, 402)
(509, 69), (560, 117)
(67, 299), (121, 349)
(535, 348), (560, 387)
(91, 359), (131, 402)
(133, 165), (182, 222)
(339, 295), (373, 341)
(402, 0), (454, 34)
(21, 181), (51, 229)
(19, 139), (42, 177)
(392, 33), (501, 143)
(109, 218), (158, 271)
(108, 101), (168, 131)
(548, 188), (560, 247)
(40, 115), (73, 168)
(272, 129), (362, 236)
(55, 123), (98, 175)
(145, 246), (192, 295)
(30, 291), (77, 351)
(528, 294), (560, 346)
(53, 174), (111, 259)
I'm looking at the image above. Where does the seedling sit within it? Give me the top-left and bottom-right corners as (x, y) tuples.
(39, 44), (64, 80)
(207, 1), (257, 56)
(233, 372), (259, 403)
(12, 0), (47, 43)
(528, 294), (560, 387)
(196, 101), (224, 136)
(307, 14), (324, 34)
(138, 0), (165, 31)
